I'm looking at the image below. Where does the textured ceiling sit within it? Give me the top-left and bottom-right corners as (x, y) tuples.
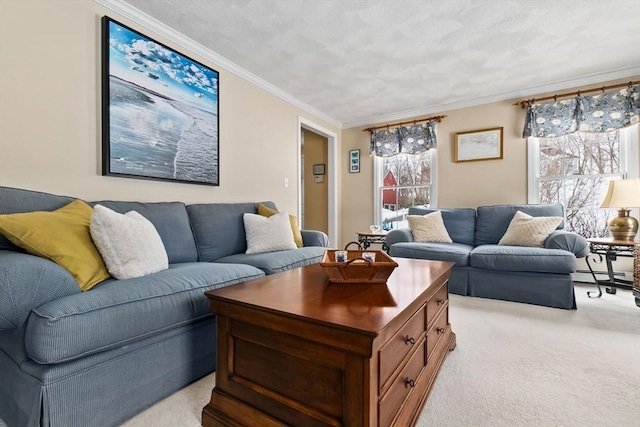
(122, 0), (640, 127)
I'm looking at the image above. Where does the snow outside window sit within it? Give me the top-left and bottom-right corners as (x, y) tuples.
(373, 150), (437, 230)
(527, 125), (639, 238)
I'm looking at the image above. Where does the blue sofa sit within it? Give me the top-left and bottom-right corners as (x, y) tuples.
(387, 204), (589, 309)
(0, 186), (329, 427)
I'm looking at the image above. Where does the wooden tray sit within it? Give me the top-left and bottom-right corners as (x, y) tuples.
(320, 249), (398, 284)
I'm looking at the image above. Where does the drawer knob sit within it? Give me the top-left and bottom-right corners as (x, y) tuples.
(437, 298), (445, 305)
(404, 335), (416, 345)
(436, 327), (446, 335)
(404, 378), (416, 389)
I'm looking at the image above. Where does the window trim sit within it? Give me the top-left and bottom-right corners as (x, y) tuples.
(373, 150), (438, 226)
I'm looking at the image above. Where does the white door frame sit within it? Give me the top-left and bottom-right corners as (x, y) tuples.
(298, 116), (338, 247)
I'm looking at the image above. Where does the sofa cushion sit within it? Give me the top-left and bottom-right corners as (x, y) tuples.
(214, 246), (326, 275)
(0, 186), (76, 250)
(90, 205), (169, 279)
(407, 207), (476, 246)
(388, 242), (473, 267)
(0, 200), (110, 291)
(407, 211), (453, 243)
(470, 245), (576, 274)
(24, 262), (265, 364)
(498, 211), (563, 247)
(92, 201), (198, 264)
(475, 204), (564, 246)
(187, 201), (277, 261)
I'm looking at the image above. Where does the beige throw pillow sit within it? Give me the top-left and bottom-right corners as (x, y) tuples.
(407, 211), (453, 243)
(243, 211), (298, 254)
(498, 210), (563, 247)
(90, 204), (169, 279)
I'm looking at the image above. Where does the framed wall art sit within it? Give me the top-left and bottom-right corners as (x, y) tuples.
(101, 17), (220, 185)
(349, 149), (360, 173)
(313, 163), (325, 175)
(454, 127), (503, 163)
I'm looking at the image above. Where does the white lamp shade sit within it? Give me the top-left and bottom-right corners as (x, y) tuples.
(599, 178), (640, 208)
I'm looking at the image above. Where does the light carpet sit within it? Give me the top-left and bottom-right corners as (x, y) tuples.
(2, 283), (638, 426)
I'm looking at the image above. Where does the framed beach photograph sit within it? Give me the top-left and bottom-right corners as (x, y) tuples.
(454, 127), (503, 163)
(101, 17), (219, 185)
(349, 149), (360, 173)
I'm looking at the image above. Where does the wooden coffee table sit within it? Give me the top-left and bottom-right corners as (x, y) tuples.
(202, 258), (455, 427)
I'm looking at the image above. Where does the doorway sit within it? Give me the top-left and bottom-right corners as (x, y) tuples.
(301, 129), (328, 233)
(297, 117), (338, 247)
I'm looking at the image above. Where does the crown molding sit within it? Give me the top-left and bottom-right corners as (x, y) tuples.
(343, 66), (640, 129)
(94, 0), (342, 129)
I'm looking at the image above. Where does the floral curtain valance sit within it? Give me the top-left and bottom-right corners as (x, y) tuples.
(523, 86), (639, 138)
(370, 121), (437, 157)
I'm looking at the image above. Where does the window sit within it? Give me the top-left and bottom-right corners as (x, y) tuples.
(528, 126), (639, 238)
(374, 150), (437, 229)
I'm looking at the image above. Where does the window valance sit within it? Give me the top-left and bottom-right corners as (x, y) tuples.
(523, 86), (639, 138)
(370, 121), (438, 157)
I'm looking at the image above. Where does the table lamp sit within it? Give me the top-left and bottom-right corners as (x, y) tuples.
(599, 178), (640, 241)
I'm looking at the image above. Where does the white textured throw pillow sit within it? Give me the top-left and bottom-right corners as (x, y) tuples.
(407, 211), (453, 243)
(498, 210), (563, 247)
(244, 211), (297, 254)
(90, 204), (169, 279)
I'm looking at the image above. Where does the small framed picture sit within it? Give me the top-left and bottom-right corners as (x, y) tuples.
(349, 149), (360, 173)
(312, 163), (325, 175)
(454, 127), (503, 162)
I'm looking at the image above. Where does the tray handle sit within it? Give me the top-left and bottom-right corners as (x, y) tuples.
(344, 241), (363, 250)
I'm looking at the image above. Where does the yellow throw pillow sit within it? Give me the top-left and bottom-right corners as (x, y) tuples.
(257, 203), (303, 247)
(0, 199), (111, 291)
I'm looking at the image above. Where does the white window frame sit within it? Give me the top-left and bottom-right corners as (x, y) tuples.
(373, 150), (438, 227)
(527, 126), (639, 220)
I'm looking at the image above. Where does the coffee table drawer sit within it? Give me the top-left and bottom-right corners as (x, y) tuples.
(379, 307), (426, 390)
(426, 306), (449, 360)
(378, 340), (426, 427)
(426, 282), (448, 327)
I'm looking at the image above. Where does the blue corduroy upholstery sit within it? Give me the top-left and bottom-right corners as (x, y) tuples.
(214, 246), (326, 275)
(91, 200), (199, 263)
(408, 206), (476, 246)
(387, 203), (588, 310)
(25, 263), (263, 364)
(0, 186), (329, 427)
(475, 203), (565, 246)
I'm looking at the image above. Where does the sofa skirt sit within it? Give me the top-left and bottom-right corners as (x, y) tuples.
(0, 317), (216, 427)
(468, 269), (576, 309)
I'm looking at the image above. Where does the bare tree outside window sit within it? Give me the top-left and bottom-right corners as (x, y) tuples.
(537, 131), (620, 238)
(379, 151), (432, 229)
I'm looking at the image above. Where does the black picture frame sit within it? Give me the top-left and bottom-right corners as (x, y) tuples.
(101, 17), (220, 185)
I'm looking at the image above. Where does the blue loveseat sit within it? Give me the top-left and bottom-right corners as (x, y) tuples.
(0, 186), (329, 427)
(386, 204), (590, 309)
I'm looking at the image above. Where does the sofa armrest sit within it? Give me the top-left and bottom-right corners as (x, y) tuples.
(0, 250), (81, 331)
(301, 230), (329, 247)
(544, 231), (590, 258)
(386, 229), (414, 247)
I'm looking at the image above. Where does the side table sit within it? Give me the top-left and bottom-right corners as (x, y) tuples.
(356, 231), (388, 251)
(585, 238), (637, 298)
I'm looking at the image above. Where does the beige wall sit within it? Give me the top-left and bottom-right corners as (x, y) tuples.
(0, 0), (340, 220)
(302, 129), (328, 233)
(340, 78), (640, 247)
